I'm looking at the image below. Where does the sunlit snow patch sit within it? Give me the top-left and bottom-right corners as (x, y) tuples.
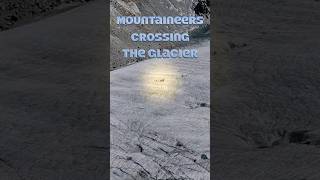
(141, 61), (181, 102)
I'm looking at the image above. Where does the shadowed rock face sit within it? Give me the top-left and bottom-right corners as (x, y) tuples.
(0, 0), (93, 31)
(110, 0), (210, 70)
(194, 0), (210, 18)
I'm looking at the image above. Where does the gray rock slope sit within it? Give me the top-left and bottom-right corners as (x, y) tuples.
(0, 0), (94, 31)
(213, 0), (320, 179)
(110, 0), (207, 70)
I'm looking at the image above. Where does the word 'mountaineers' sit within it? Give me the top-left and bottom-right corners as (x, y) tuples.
(117, 16), (204, 25)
